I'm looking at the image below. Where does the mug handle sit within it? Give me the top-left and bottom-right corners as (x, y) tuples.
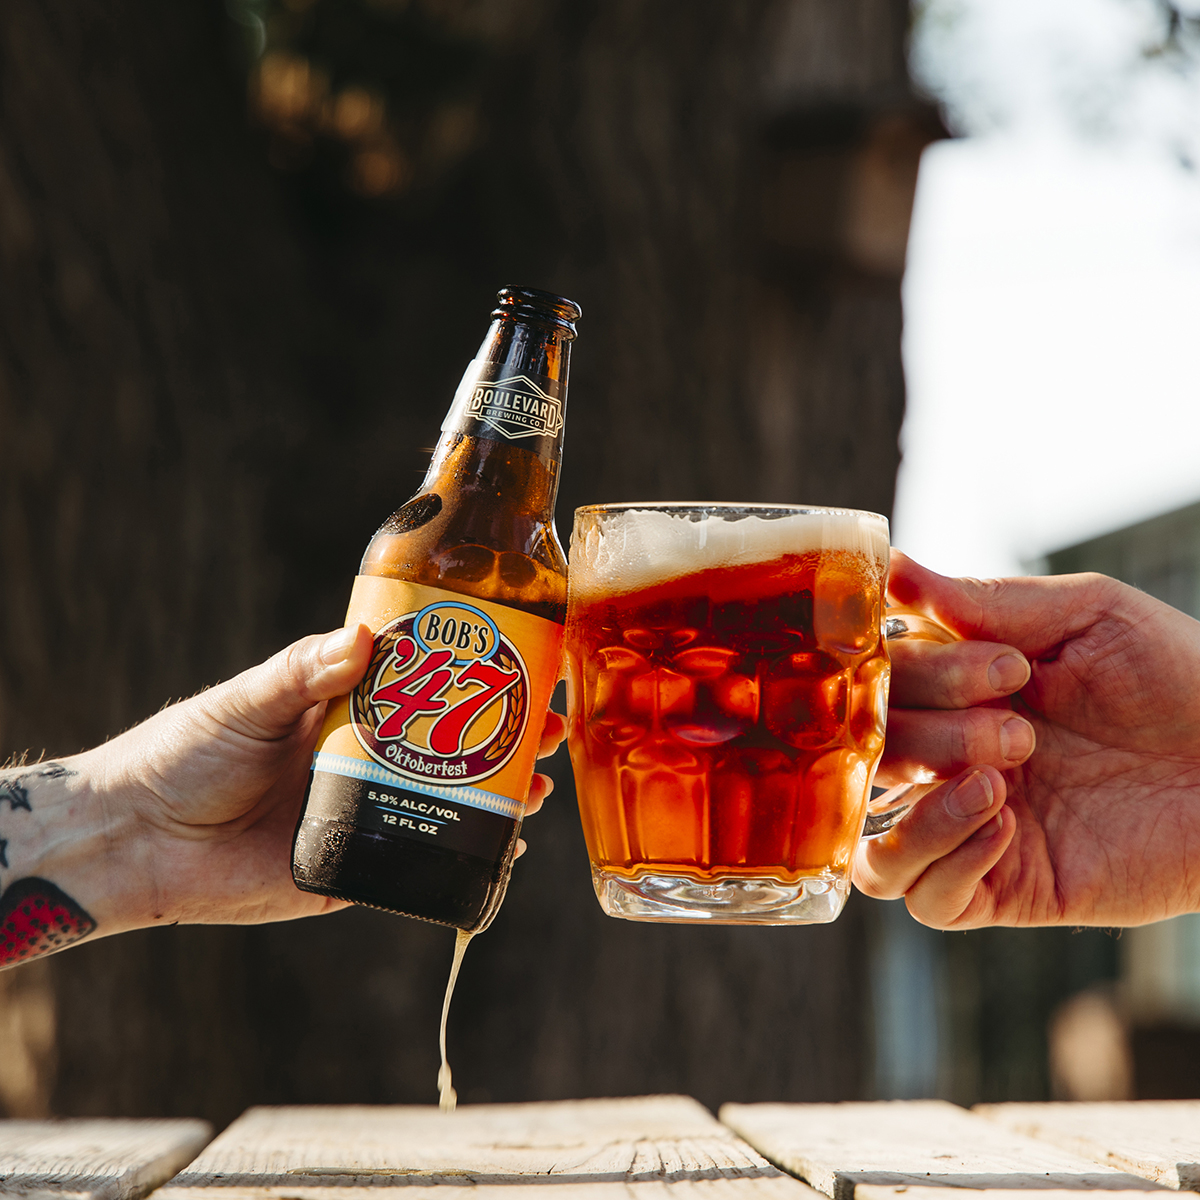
(861, 609), (959, 838)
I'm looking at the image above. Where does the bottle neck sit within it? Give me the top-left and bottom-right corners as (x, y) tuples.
(477, 312), (572, 384)
(428, 313), (572, 518)
(423, 431), (560, 517)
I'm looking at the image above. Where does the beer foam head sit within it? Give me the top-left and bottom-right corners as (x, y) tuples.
(569, 503), (889, 598)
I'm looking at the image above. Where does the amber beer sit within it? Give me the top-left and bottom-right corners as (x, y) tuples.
(565, 503), (889, 925)
(292, 287), (579, 932)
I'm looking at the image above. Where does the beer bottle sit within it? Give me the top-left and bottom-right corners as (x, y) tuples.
(292, 287), (579, 932)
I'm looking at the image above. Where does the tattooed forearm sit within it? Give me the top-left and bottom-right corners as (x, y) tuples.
(0, 878), (96, 966)
(0, 762), (75, 813)
(0, 762), (93, 966)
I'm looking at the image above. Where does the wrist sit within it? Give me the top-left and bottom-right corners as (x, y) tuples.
(0, 752), (154, 964)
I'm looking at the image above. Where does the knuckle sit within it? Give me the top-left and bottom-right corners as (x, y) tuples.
(939, 894), (992, 930)
(854, 850), (912, 902)
(955, 707), (1003, 766)
(906, 902), (958, 931)
(281, 637), (321, 701)
(906, 879), (973, 929)
(892, 642), (981, 709)
(958, 575), (1020, 634)
(978, 576), (1012, 600)
(936, 653), (976, 709)
(907, 864), (997, 930)
(855, 871), (901, 901)
(1078, 570), (1113, 593)
(282, 640), (307, 682)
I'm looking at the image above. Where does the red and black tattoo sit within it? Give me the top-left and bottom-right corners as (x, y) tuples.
(0, 762), (96, 966)
(0, 877), (96, 965)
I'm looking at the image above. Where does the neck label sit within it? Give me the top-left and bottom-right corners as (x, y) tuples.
(443, 359), (564, 457)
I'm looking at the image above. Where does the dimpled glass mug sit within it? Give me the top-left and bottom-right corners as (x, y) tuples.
(563, 503), (948, 925)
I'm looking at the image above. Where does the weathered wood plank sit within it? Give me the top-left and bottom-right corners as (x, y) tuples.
(0, 1118), (210, 1199)
(154, 1095), (821, 1200)
(857, 1190), (1167, 1200)
(975, 1102), (1200, 1191)
(719, 1101), (1167, 1200)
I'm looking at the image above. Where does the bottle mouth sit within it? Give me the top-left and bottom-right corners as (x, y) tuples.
(494, 287), (581, 337)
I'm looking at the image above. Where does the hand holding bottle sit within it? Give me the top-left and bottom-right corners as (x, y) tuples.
(0, 626), (567, 968)
(0, 287), (581, 967)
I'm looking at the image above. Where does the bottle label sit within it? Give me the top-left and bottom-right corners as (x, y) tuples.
(441, 359), (564, 459)
(305, 577), (563, 861)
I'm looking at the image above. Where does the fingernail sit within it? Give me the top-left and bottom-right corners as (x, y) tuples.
(970, 812), (1003, 841)
(1000, 717), (1035, 762)
(320, 626), (358, 665)
(946, 770), (993, 818)
(988, 652), (1030, 693)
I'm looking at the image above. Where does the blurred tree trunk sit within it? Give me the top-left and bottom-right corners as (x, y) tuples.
(0, 0), (311, 1118)
(0, 0), (937, 1122)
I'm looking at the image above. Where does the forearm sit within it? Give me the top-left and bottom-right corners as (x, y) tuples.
(0, 628), (389, 960)
(0, 753), (152, 967)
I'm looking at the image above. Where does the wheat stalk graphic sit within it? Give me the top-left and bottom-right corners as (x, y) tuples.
(352, 632), (402, 731)
(485, 646), (526, 762)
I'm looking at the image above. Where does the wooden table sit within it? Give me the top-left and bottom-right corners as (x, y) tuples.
(0, 1117), (209, 1199)
(5, 1099), (1199, 1200)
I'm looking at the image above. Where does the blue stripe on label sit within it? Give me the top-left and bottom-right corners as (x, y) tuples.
(312, 752), (524, 821)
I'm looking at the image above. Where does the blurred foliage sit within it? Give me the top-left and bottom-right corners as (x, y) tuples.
(199, 1), (575, 647)
(227, 0), (544, 202)
(911, 0), (1200, 166)
(1153, 0), (1200, 58)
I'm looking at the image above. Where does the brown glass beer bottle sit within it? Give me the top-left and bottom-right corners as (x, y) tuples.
(292, 287), (579, 932)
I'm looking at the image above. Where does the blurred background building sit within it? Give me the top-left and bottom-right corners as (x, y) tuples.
(897, 0), (1200, 581)
(0, 0), (1195, 1123)
(1048, 501), (1200, 1098)
(874, 0), (1200, 1108)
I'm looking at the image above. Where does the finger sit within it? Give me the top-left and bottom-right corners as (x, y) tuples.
(854, 767), (1007, 899)
(905, 805), (1015, 929)
(515, 838), (527, 858)
(888, 638), (1030, 709)
(538, 710), (567, 758)
(880, 707), (1035, 780)
(524, 771), (555, 817)
(888, 550), (1118, 658)
(205, 626), (374, 740)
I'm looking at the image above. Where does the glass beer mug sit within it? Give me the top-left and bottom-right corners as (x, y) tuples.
(563, 502), (950, 925)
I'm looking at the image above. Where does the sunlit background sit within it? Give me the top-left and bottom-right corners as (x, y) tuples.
(874, 0), (1200, 1105)
(897, 0), (1200, 578)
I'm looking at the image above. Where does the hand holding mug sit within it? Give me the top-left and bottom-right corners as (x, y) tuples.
(855, 553), (1200, 930)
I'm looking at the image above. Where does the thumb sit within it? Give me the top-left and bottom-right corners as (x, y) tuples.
(205, 625), (374, 740)
(888, 551), (1115, 658)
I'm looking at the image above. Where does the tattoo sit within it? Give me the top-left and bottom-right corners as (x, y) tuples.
(0, 779), (31, 812)
(0, 762), (90, 966)
(0, 878), (96, 966)
(0, 762), (74, 814)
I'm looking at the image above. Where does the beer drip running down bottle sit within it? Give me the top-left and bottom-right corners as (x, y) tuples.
(292, 287), (579, 933)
